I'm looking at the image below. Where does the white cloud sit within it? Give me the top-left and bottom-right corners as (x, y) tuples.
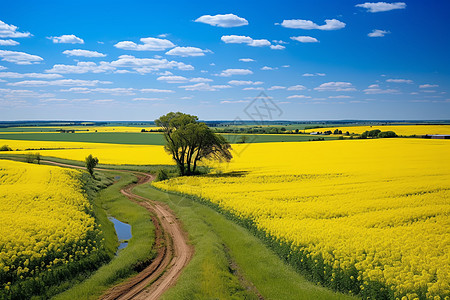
(291, 36), (319, 43)
(302, 73), (326, 77)
(356, 2), (406, 13)
(270, 45), (285, 50)
(220, 100), (250, 104)
(228, 80), (263, 86)
(221, 35), (271, 47)
(0, 66), (6, 70)
(190, 77), (213, 82)
(419, 84), (439, 88)
(133, 97), (164, 101)
(261, 66), (276, 70)
(60, 87), (91, 93)
(90, 88), (135, 95)
(217, 69), (253, 77)
(287, 95), (311, 99)
(165, 46), (211, 57)
(114, 37), (175, 51)
(280, 19), (346, 30)
(329, 95), (353, 99)
(63, 49), (106, 57)
(0, 50), (43, 65)
(0, 20), (31, 38)
(110, 55), (193, 72)
(287, 84), (306, 91)
(48, 34), (84, 44)
(0, 39), (19, 46)
(8, 79), (111, 87)
(268, 86), (286, 90)
(195, 14), (248, 27)
(243, 87), (264, 91)
(0, 72), (62, 79)
(239, 58), (255, 62)
(314, 82), (356, 91)
(363, 88), (399, 94)
(368, 29), (390, 37)
(386, 78), (413, 83)
(272, 40), (288, 44)
(140, 88), (175, 93)
(157, 75), (188, 83)
(368, 84), (380, 88)
(179, 83), (231, 91)
(46, 61), (115, 74)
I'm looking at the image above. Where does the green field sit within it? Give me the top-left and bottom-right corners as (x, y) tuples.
(0, 132), (337, 145)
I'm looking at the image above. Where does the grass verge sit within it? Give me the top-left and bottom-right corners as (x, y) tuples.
(132, 184), (354, 300)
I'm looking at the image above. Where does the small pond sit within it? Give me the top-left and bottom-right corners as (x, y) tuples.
(108, 217), (132, 254)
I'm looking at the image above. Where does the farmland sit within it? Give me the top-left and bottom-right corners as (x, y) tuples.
(0, 127), (449, 299)
(154, 139), (450, 299)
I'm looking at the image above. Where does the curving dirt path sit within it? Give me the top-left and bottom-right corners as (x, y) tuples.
(42, 161), (194, 300)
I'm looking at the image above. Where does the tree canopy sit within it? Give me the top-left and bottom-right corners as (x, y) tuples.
(155, 112), (232, 176)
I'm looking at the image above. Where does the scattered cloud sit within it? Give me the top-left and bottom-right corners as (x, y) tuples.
(7, 79), (111, 87)
(0, 72), (62, 79)
(114, 37), (175, 51)
(165, 46), (212, 57)
(0, 20), (31, 38)
(368, 84), (380, 88)
(0, 66), (6, 70)
(110, 55), (193, 72)
(280, 19), (345, 30)
(302, 73), (326, 77)
(314, 82), (356, 91)
(221, 35), (272, 47)
(195, 14), (248, 28)
(179, 83), (231, 91)
(89, 88), (135, 95)
(287, 84), (307, 91)
(261, 66), (276, 71)
(228, 80), (263, 86)
(140, 88), (175, 93)
(270, 45), (286, 50)
(0, 50), (43, 65)
(220, 100), (250, 104)
(356, 2), (406, 13)
(48, 34), (84, 44)
(217, 68), (253, 77)
(46, 61), (115, 74)
(368, 29), (390, 37)
(63, 49), (106, 57)
(157, 75), (189, 83)
(132, 97), (164, 101)
(0, 39), (19, 46)
(329, 95), (353, 99)
(291, 36), (319, 43)
(420, 84), (439, 88)
(239, 58), (255, 62)
(363, 88), (399, 94)
(157, 76), (212, 83)
(386, 78), (413, 83)
(268, 86), (286, 90)
(243, 87), (264, 91)
(287, 95), (311, 99)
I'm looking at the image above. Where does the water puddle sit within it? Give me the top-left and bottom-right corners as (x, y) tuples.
(108, 217), (132, 254)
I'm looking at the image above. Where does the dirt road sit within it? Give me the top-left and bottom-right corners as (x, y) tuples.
(43, 161), (194, 300)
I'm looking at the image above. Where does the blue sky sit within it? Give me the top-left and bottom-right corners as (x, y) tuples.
(0, 0), (449, 121)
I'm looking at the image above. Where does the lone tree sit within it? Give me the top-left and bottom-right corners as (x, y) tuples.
(155, 112), (232, 176)
(85, 154), (99, 177)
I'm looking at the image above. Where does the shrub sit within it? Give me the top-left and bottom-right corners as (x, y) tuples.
(0, 145), (12, 151)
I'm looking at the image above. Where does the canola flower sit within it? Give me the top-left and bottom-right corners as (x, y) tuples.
(154, 139), (450, 299)
(0, 160), (102, 293)
(303, 125), (450, 136)
(0, 126), (162, 133)
(0, 139), (172, 165)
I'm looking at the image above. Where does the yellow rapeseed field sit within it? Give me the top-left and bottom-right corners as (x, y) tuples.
(0, 160), (101, 293)
(154, 139), (450, 299)
(1, 126), (161, 133)
(0, 139), (172, 165)
(303, 125), (450, 136)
